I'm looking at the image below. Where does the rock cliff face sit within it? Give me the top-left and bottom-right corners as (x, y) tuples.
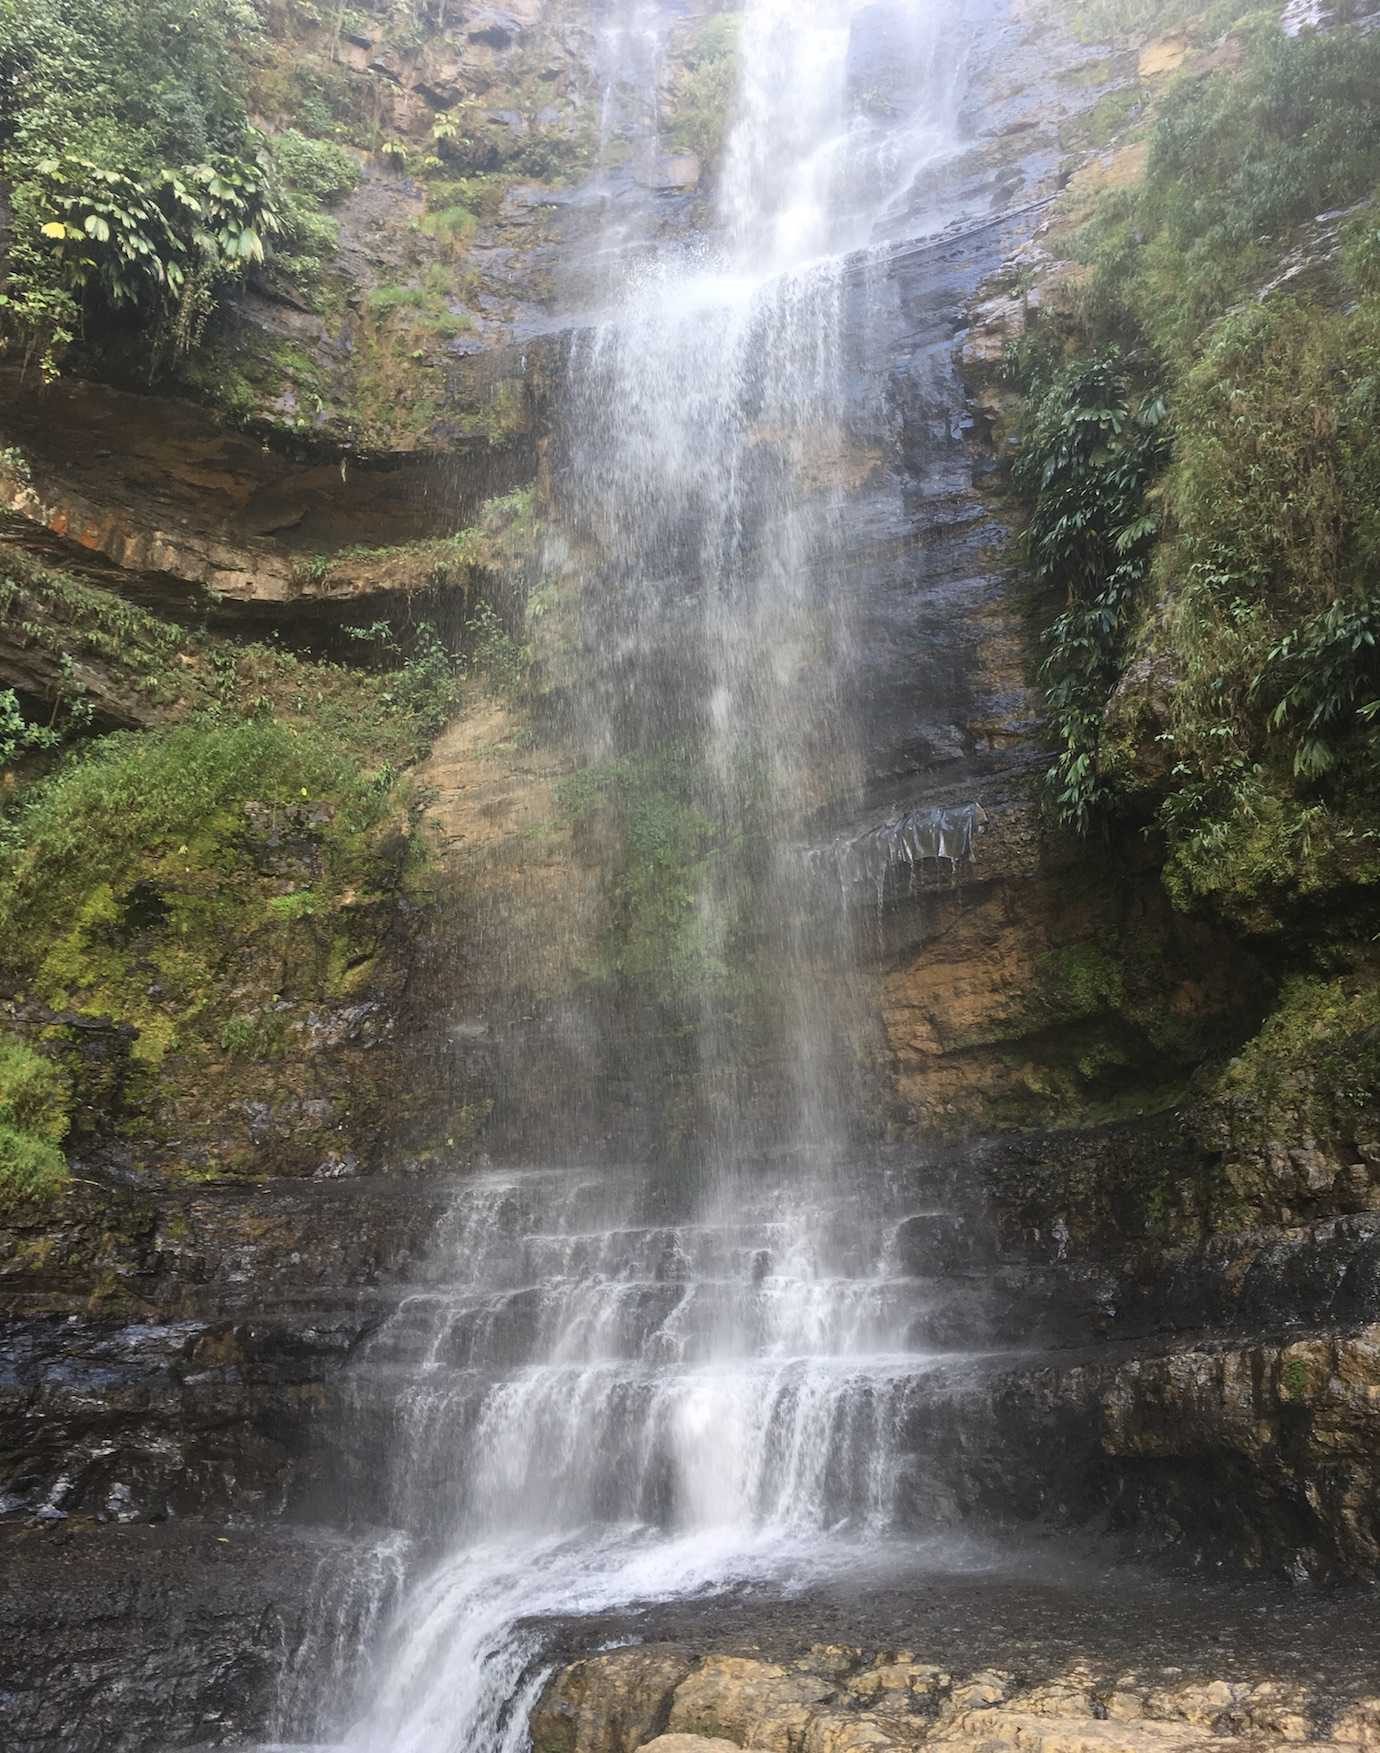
(3, 0), (1380, 1747)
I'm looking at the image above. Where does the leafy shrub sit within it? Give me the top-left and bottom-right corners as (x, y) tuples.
(1150, 290), (1380, 904)
(466, 604), (530, 698)
(1009, 350), (1168, 832)
(1010, 22), (1380, 881)
(267, 129), (359, 294)
(0, 0), (281, 373)
(271, 129), (360, 205)
(0, 687), (60, 765)
(1079, 24), (1380, 366)
(343, 620), (464, 737)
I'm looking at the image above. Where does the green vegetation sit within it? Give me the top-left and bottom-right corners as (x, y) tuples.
(1, 719), (394, 926)
(423, 100), (591, 183)
(0, 718), (419, 1175)
(0, 686), (62, 764)
(1208, 973), (1380, 1155)
(558, 749), (723, 997)
(1009, 350), (1167, 833)
(348, 263), (483, 444)
(0, 0), (282, 375)
(465, 603), (532, 698)
(1052, 0), (1245, 48)
(0, 1033), (71, 1206)
(1079, 25), (1380, 369)
(298, 488), (536, 611)
(988, 15), (1380, 1200)
(271, 129), (360, 207)
(0, 544), (461, 765)
(1033, 942), (1126, 1023)
(0, 2), (378, 375)
(1280, 1355), (1310, 1400)
(419, 202), (479, 249)
(1006, 22), (1380, 918)
(664, 13), (742, 168)
(363, 271), (470, 337)
(267, 128), (360, 299)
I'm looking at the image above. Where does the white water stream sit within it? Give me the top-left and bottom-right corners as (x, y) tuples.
(281, 3), (980, 1747)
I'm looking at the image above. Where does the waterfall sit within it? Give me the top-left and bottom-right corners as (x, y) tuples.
(280, 3), (978, 1747)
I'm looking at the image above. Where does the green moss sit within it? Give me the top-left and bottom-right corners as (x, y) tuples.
(0, 1124), (68, 1205)
(557, 747), (724, 999)
(267, 889), (318, 921)
(1280, 1356), (1310, 1400)
(218, 1009), (291, 1060)
(0, 1034), (70, 1146)
(1, 721), (400, 1064)
(1208, 973), (1380, 1149)
(1034, 942), (1126, 1021)
(0, 717), (428, 1185)
(0, 1033), (72, 1207)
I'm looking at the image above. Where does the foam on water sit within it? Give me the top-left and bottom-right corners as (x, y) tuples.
(275, 2), (981, 1746)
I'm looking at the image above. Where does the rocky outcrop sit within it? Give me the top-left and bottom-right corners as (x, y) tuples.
(0, 372), (533, 625)
(534, 1638), (1380, 1753)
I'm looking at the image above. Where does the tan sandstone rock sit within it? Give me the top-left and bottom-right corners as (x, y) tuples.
(1333, 1699), (1380, 1745)
(639, 1737), (745, 1753)
(933, 1710), (1217, 1753)
(532, 1645), (696, 1753)
(667, 1655), (836, 1753)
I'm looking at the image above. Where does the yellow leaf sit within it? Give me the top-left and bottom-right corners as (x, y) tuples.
(40, 222), (67, 239)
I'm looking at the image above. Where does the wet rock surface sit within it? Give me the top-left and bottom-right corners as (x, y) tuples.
(0, 1176), (453, 1524)
(0, 1521), (339, 1753)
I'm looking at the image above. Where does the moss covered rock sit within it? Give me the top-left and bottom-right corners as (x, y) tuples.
(0, 719), (431, 1191)
(0, 1034), (72, 1208)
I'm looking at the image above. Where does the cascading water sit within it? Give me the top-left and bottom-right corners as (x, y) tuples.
(278, 3), (982, 1747)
